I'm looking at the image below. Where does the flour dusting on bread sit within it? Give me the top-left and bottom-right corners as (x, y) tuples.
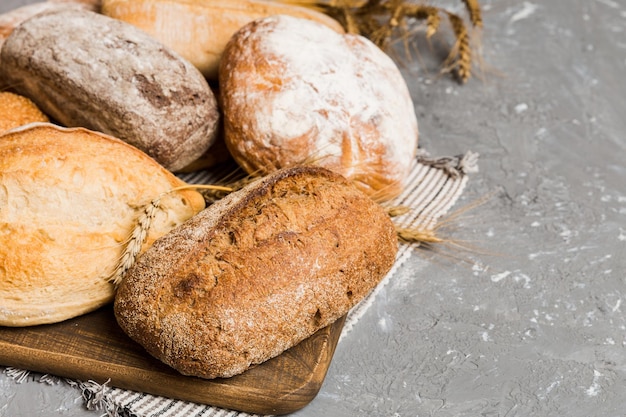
(220, 15), (419, 201)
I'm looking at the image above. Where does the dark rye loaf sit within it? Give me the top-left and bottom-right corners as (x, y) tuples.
(114, 166), (397, 379)
(0, 8), (219, 172)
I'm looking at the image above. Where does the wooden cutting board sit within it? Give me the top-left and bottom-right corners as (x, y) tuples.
(0, 305), (346, 415)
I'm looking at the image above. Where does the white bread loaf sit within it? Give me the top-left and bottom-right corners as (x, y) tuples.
(219, 15), (419, 201)
(0, 123), (206, 326)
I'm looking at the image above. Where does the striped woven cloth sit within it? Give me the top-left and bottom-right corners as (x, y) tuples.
(3, 150), (478, 417)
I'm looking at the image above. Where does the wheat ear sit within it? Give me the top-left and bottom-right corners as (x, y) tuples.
(108, 184), (233, 288)
(445, 11), (472, 83)
(108, 196), (161, 287)
(383, 205), (444, 246)
(395, 227), (444, 245)
(461, 0), (483, 28)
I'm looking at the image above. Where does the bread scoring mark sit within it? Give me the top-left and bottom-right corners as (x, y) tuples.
(173, 272), (213, 299)
(132, 74), (171, 109)
(312, 309), (322, 327)
(160, 47), (188, 74)
(132, 73), (210, 127)
(105, 36), (139, 55)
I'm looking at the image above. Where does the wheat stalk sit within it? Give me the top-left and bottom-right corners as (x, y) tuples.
(108, 184), (233, 288)
(201, 174), (260, 204)
(461, 0), (483, 28)
(385, 205), (411, 217)
(108, 196), (161, 287)
(445, 11), (472, 83)
(395, 226), (444, 245)
(287, 0), (482, 83)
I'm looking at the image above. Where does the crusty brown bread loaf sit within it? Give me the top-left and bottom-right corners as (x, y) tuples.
(0, 8), (220, 172)
(219, 15), (419, 201)
(0, 92), (49, 134)
(114, 165), (398, 379)
(0, 123), (206, 326)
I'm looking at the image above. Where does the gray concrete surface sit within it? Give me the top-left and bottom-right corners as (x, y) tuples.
(1, 0), (626, 416)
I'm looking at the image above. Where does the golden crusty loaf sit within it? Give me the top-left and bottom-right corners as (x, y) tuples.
(0, 92), (49, 134)
(114, 165), (397, 379)
(0, 8), (220, 172)
(0, 123), (206, 326)
(219, 15), (419, 201)
(101, 0), (344, 79)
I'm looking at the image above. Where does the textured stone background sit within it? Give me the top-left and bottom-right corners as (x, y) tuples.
(1, 0), (625, 416)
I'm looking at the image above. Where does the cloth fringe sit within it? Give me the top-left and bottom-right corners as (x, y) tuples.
(2, 151), (478, 417)
(417, 149), (480, 178)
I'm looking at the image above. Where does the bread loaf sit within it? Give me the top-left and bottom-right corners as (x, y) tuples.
(102, 0), (344, 79)
(0, 1), (94, 89)
(0, 92), (49, 134)
(0, 1), (96, 46)
(114, 165), (397, 379)
(0, 123), (206, 326)
(48, 0), (102, 10)
(219, 15), (419, 201)
(0, 8), (220, 172)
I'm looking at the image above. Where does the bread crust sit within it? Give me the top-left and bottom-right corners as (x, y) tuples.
(0, 92), (49, 134)
(0, 1), (95, 89)
(114, 165), (397, 379)
(219, 15), (419, 201)
(0, 1), (97, 47)
(0, 123), (205, 326)
(102, 0), (344, 79)
(0, 8), (220, 172)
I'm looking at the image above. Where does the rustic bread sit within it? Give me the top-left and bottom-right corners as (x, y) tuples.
(0, 8), (220, 172)
(0, 1), (94, 89)
(114, 165), (397, 379)
(0, 1), (96, 46)
(219, 15), (419, 201)
(48, 0), (102, 10)
(0, 92), (49, 134)
(0, 123), (206, 326)
(101, 0), (344, 79)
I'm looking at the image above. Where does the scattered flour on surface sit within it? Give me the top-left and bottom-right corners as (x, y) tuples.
(510, 2), (539, 23)
(491, 271), (511, 283)
(586, 370), (603, 397)
(596, 0), (620, 9)
(515, 103), (529, 113)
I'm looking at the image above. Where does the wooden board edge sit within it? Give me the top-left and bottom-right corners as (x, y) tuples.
(0, 315), (347, 415)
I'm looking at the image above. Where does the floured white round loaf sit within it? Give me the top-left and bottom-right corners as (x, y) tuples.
(219, 15), (419, 201)
(0, 123), (206, 326)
